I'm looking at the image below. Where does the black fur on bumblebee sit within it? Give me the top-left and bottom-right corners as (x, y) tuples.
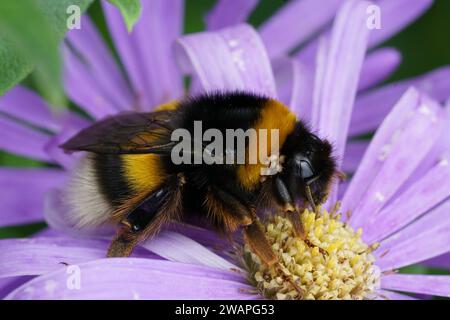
(61, 91), (338, 270)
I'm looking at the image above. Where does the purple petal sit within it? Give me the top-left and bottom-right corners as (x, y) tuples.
(63, 44), (119, 119)
(405, 104), (450, 186)
(102, 0), (184, 109)
(0, 116), (53, 162)
(289, 60), (310, 118)
(312, 0), (371, 204)
(312, 0), (371, 161)
(342, 140), (368, 173)
(423, 253), (450, 269)
(65, 15), (134, 111)
(337, 179), (349, 199)
(0, 86), (60, 132)
(0, 277), (33, 299)
(34, 227), (65, 238)
(259, 0), (343, 59)
(297, 48), (405, 119)
(176, 24), (277, 97)
(206, 0), (258, 30)
(143, 231), (237, 270)
(273, 58), (311, 118)
(381, 274), (450, 298)
(43, 115), (89, 170)
(5, 258), (254, 300)
(168, 223), (231, 252)
(364, 156), (450, 243)
(0, 237), (110, 278)
(0, 168), (66, 226)
(0, 237), (157, 279)
(343, 89), (427, 219)
(350, 66), (450, 136)
(357, 48), (401, 91)
(296, 0), (431, 63)
(368, 0), (433, 48)
(375, 200), (450, 271)
(375, 289), (416, 300)
(349, 97), (443, 228)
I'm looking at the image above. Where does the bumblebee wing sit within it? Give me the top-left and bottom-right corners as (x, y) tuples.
(60, 110), (176, 154)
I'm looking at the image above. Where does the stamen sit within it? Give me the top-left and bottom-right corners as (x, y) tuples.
(243, 206), (380, 300)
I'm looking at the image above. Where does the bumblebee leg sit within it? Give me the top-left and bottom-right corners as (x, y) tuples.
(243, 218), (303, 295)
(273, 176), (306, 238)
(273, 177), (328, 256)
(243, 219), (277, 266)
(107, 175), (184, 257)
(107, 224), (139, 257)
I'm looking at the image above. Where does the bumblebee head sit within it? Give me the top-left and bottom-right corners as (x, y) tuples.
(282, 122), (337, 206)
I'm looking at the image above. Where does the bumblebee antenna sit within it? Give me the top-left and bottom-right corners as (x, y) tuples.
(305, 185), (317, 213)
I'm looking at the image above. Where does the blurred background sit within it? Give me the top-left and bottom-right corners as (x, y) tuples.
(1, 0), (449, 286)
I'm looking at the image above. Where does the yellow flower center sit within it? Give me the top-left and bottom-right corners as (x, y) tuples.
(242, 205), (380, 300)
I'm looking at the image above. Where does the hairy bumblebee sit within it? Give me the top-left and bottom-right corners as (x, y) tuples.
(62, 91), (338, 267)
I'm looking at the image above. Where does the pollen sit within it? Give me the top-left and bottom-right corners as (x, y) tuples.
(242, 205), (380, 300)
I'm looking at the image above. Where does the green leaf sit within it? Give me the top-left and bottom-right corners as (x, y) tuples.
(108, 0), (142, 32)
(0, 222), (47, 239)
(0, 0), (93, 108)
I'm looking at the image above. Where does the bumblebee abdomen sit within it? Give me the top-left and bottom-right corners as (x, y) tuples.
(121, 153), (168, 194)
(66, 153), (168, 228)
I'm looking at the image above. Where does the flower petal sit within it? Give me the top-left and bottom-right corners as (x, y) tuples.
(312, 0), (371, 161)
(0, 86), (60, 132)
(65, 15), (134, 110)
(296, 0), (431, 64)
(0, 237), (155, 279)
(0, 277), (33, 299)
(0, 168), (66, 226)
(423, 253), (450, 269)
(364, 157), (450, 243)
(349, 94), (443, 228)
(143, 231), (237, 271)
(102, 0), (184, 109)
(5, 258), (254, 300)
(357, 48), (401, 91)
(43, 114), (89, 170)
(0, 116), (52, 162)
(375, 199), (450, 271)
(176, 24), (277, 97)
(381, 274), (450, 298)
(63, 44), (119, 119)
(312, 0), (371, 204)
(368, 0), (433, 48)
(259, 0), (343, 59)
(206, 0), (258, 30)
(406, 104), (450, 185)
(350, 66), (450, 136)
(344, 89), (425, 216)
(297, 48), (406, 119)
(273, 58), (311, 118)
(342, 140), (368, 173)
(375, 289), (416, 300)
(168, 223), (231, 251)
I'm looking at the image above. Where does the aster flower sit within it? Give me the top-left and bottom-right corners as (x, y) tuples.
(1, 0), (450, 300)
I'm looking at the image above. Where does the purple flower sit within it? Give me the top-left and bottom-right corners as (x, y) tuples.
(1, 0), (450, 299)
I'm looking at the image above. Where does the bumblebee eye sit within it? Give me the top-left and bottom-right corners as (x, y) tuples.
(300, 160), (315, 180)
(293, 153), (316, 184)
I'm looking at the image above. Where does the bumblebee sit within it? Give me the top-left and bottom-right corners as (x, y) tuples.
(62, 91), (337, 267)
